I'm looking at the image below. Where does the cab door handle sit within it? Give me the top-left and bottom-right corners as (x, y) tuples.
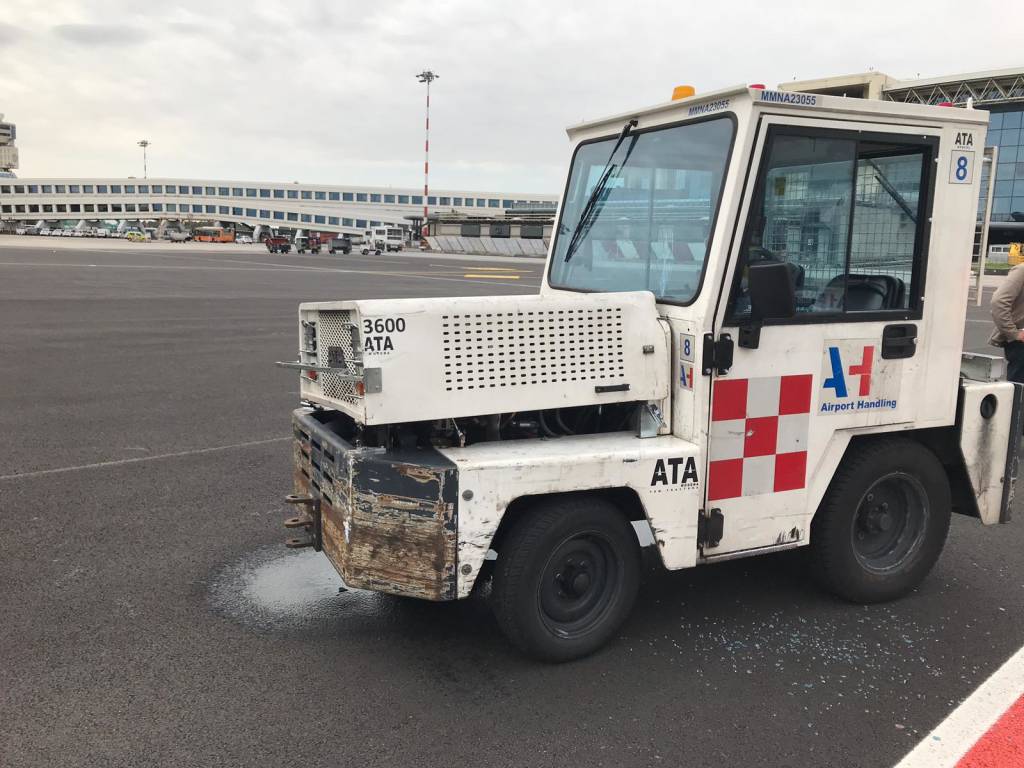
(882, 324), (917, 359)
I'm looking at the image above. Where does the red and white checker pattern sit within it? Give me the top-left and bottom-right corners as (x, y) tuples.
(708, 374), (813, 501)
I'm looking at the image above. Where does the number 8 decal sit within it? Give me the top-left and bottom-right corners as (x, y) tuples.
(955, 155), (968, 181)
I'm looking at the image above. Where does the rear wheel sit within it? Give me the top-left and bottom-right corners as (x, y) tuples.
(490, 495), (640, 662)
(811, 439), (951, 603)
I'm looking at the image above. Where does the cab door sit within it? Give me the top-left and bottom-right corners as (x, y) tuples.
(702, 117), (938, 557)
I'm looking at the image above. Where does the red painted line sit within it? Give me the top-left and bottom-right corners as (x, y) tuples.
(956, 694), (1024, 768)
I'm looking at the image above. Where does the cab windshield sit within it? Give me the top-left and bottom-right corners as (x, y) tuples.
(548, 116), (734, 304)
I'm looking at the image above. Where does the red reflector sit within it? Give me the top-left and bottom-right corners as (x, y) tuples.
(749, 83), (766, 90)
(355, 381), (365, 397)
(306, 370), (318, 380)
(938, 101), (953, 107)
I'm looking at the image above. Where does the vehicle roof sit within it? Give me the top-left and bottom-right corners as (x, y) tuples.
(566, 84), (989, 138)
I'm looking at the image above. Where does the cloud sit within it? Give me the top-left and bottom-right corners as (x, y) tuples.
(52, 23), (151, 46)
(0, 22), (25, 46)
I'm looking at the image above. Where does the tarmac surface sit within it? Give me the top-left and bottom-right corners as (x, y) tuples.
(1, 237), (1021, 768)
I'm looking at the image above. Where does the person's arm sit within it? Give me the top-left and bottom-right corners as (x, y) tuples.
(991, 266), (1024, 340)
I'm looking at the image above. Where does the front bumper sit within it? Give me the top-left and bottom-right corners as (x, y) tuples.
(288, 408), (459, 601)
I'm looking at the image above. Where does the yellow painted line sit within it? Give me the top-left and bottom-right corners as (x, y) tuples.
(430, 264), (530, 272)
(462, 273), (521, 279)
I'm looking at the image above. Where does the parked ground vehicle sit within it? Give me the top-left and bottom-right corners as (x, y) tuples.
(278, 86), (1021, 661)
(194, 226), (234, 243)
(236, 234), (253, 245)
(296, 234), (322, 254)
(328, 236), (352, 255)
(125, 230), (146, 242)
(361, 226), (403, 254)
(39, 227), (51, 236)
(164, 229), (189, 242)
(94, 229), (109, 238)
(265, 235), (292, 254)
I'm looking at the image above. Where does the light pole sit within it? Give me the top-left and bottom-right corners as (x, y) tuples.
(137, 139), (150, 179)
(416, 70), (438, 242)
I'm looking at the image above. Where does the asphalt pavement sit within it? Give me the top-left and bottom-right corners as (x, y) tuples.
(1, 238), (1021, 768)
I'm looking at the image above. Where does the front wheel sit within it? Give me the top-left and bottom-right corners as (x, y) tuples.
(490, 495), (640, 662)
(811, 438), (951, 603)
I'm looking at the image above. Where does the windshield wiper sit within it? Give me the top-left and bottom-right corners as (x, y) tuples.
(563, 118), (638, 263)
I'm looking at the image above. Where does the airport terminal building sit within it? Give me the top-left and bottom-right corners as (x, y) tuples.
(784, 67), (1024, 244)
(0, 177), (557, 237)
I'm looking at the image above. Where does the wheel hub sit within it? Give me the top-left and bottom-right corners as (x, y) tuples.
(852, 473), (929, 573)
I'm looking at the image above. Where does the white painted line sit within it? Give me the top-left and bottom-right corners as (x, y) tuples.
(0, 437), (290, 481)
(894, 644), (1024, 768)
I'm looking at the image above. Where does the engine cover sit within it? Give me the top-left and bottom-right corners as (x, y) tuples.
(293, 291), (670, 425)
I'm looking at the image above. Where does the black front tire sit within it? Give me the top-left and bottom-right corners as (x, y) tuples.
(810, 438), (951, 603)
(490, 495), (640, 662)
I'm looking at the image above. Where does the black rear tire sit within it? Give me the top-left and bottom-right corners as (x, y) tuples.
(490, 495), (640, 662)
(810, 438), (951, 603)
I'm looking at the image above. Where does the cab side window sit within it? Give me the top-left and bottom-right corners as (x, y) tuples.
(729, 128), (933, 320)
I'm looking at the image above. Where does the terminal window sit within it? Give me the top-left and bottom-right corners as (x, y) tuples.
(179, 186), (189, 194)
(43, 204), (52, 212)
(219, 206), (229, 215)
(193, 186), (203, 195)
(342, 218), (353, 226)
(287, 212), (298, 221)
(343, 192), (353, 202)
(356, 193), (367, 202)
(502, 199), (513, 208)
(232, 207), (242, 215)
(370, 194), (381, 203)
(398, 195), (409, 204)
(384, 194), (395, 203)
(219, 187), (230, 196)
(301, 191), (312, 200)
(152, 204), (161, 212)
(356, 219), (366, 228)
(97, 185), (107, 193)
(56, 185), (66, 193)
(139, 204), (149, 212)
(329, 192), (340, 201)
(69, 184), (80, 193)
(166, 204), (176, 212)
(207, 205), (216, 214)
(260, 209), (270, 218)
(315, 215), (325, 224)
(273, 211), (284, 220)
(206, 187), (216, 195)
(488, 199), (499, 208)
(439, 197), (450, 206)
(0, 185), (9, 193)
(328, 217), (339, 225)
(14, 185), (24, 193)
(315, 191), (326, 200)
(453, 197), (462, 206)
(125, 204), (135, 212)
(28, 204), (38, 213)
(464, 199), (474, 207)
(152, 185), (162, 193)
(109, 185), (120, 194)
(124, 185), (134, 193)
(301, 214), (311, 222)
(27, 184), (38, 193)
(111, 204), (122, 212)
(83, 204), (94, 212)
(97, 204), (107, 212)
(274, 189), (284, 198)
(428, 196), (437, 205)
(412, 196), (422, 205)
(260, 189), (270, 198)
(42, 185), (52, 193)
(193, 205), (203, 213)
(476, 198), (486, 206)
(246, 208), (256, 217)
(288, 190), (298, 199)
(246, 189), (257, 198)
(232, 188), (243, 196)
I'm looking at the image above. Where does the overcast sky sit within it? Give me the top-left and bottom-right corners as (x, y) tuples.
(0, 0), (1019, 193)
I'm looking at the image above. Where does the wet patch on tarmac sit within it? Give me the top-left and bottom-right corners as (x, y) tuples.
(208, 545), (387, 633)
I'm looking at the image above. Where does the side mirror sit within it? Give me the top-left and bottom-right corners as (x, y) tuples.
(739, 261), (797, 349)
(748, 261), (796, 321)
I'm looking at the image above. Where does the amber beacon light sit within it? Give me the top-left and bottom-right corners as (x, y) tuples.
(671, 85), (696, 100)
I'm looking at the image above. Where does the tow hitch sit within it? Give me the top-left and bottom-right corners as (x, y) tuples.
(283, 493), (321, 550)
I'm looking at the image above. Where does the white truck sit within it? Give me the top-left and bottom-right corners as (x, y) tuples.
(278, 85), (1022, 661)
(361, 226), (404, 254)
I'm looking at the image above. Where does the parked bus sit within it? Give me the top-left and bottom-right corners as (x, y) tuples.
(193, 226), (235, 243)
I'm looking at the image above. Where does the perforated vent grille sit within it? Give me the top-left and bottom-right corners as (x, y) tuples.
(316, 310), (359, 403)
(442, 308), (625, 391)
